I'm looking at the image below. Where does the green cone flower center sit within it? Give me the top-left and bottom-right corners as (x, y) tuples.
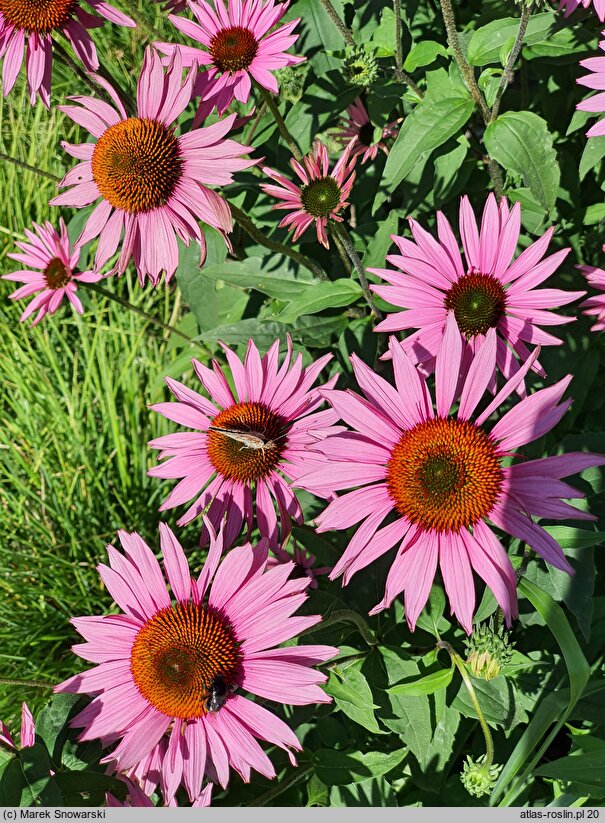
(44, 257), (71, 289)
(300, 177), (341, 218)
(444, 272), (506, 338)
(210, 26), (259, 72)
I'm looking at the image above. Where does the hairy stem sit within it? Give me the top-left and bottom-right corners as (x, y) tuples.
(257, 86), (303, 161)
(438, 641), (494, 768)
(0, 152), (60, 182)
(83, 282), (198, 345)
(438, 0), (491, 124)
(0, 678), (55, 689)
(244, 101), (268, 146)
(392, 0), (424, 98)
(230, 204), (328, 280)
(319, 0), (355, 48)
(331, 222), (382, 319)
(490, 3), (531, 121)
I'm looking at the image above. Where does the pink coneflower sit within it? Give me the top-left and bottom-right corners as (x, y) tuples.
(155, 0), (304, 116)
(0, 702), (35, 750)
(261, 140), (357, 249)
(149, 337), (338, 548)
(295, 322), (605, 634)
(369, 194), (584, 389)
(335, 98), (399, 164)
(578, 254), (605, 330)
(56, 523), (337, 803)
(560, 0), (605, 21)
(0, 0), (134, 107)
(2, 218), (101, 325)
(268, 542), (331, 589)
(577, 37), (605, 137)
(50, 47), (255, 286)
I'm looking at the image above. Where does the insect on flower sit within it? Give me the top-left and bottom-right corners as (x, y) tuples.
(207, 425), (288, 455)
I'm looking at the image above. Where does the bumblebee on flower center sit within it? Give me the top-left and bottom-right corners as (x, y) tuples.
(300, 177), (342, 218)
(130, 601), (240, 720)
(91, 117), (183, 214)
(444, 272), (507, 338)
(209, 26), (259, 72)
(0, 0), (77, 32)
(207, 401), (288, 483)
(387, 417), (503, 533)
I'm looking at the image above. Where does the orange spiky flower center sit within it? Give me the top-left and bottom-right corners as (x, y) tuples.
(444, 272), (507, 338)
(130, 602), (240, 719)
(207, 401), (288, 483)
(44, 257), (71, 288)
(91, 118), (183, 214)
(0, 0), (78, 33)
(210, 26), (258, 72)
(387, 417), (503, 533)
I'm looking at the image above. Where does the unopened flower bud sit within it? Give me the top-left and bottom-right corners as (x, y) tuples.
(461, 755), (502, 797)
(465, 619), (513, 680)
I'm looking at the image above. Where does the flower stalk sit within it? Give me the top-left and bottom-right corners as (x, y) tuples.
(257, 85), (303, 161)
(331, 222), (382, 319)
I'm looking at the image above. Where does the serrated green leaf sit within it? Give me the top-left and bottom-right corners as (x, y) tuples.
(314, 747), (407, 786)
(328, 664), (384, 733)
(36, 693), (81, 764)
(388, 666), (454, 696)
(484, 111), (560, 210)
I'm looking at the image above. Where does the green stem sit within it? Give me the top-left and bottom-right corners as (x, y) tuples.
(230, 203), (327, 280)
(438, 641), (494, 768)
(392, 0), (424, 99)
(244, 101), (268, 146)
(331, 222), (382, 320)
(490, 3), (531, 122)
(438, 0), (491, 124)
(246, 766), (314, 806)
(83, 282), (198, 346)
(256, 85), (303, 161)
(487, 158), (504, 203)
(0, 152), (60, 182)
(0, 678), (54, 689)
(319, 0), (355, 48)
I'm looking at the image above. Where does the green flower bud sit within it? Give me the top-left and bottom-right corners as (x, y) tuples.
(465, 618), (513, 680)
(461, 755), (502, 798)
(345, 47), (379, 88)
(276, 64), (310, 104)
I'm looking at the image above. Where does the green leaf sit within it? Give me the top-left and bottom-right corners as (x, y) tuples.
(484, 111), (560, 210)
(273, 279), (363, 324)
(362, 211), (399, 271)
(535, 752), (605, 794)
(200, 257), (314, 301)
(415, 583), (449, 637)
(467, 13), (558, 66)
(36, 693), (81, 763)
(19, 744), (63, 806)
(388, 666), (454, 696)
(330, 775), (397, 806)
(404, 41), (447, 72)
(452, 674), (529, 728)
(61, 739), (102, 772)
(519, 578), (590, 705)
(381, 94), (474, 193)
(327, 664), (384, 734)
(579, 136), (605, 181)
(314, 747), (407, 786)
(197, 318), (290, 350)
(53, 770), (127, 807)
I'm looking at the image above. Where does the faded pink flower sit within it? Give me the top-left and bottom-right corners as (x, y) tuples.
(577, 35), (605, 137)
(0, 0), (134, 107)
(267, 542), (331, 589)
(2, 218), (100, 325)
(156, 0), (304, 116)
(261, 140), (357, 248)
(296, 322), (605, 634)
(335, 98), (400, 164)
(149, 337), (338, 548)
(56, 523), (336, 803)
(50, 47), (255, 286)
(370, 194), (584, 391)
